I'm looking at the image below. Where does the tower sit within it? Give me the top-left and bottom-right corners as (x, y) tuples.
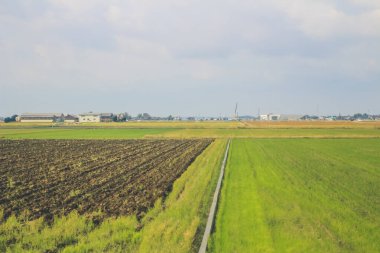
(234, 103), (239, 120)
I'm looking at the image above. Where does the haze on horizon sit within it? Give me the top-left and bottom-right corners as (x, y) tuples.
(1, 0), (380, 117)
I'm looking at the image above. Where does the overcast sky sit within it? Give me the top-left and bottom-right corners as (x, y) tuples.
(1, 0), (379, 117)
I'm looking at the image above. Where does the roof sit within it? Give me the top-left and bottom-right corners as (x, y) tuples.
(78, 113), (113, 117)
(78, 112), (101, 117)
(64, 114), (79, 119)
(21, 113), (63, 118)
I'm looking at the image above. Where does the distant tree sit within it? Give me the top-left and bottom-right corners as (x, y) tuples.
(167, 115), (174, 121)
(112, 115), (118, 122)
(142, 113), (151, 120)
(124, 113), (132, 120)
(136, 113), (152, 120)
(116, 114), (125, 122)
(115, 113), (131, 122)
(4, 114), (18, 123)
(353, 113), (369, 120)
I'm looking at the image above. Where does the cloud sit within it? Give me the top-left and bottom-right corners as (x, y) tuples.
(273, 0), (380, 39)
(349, 0), (380, 8)
(0, 0), (379, 115)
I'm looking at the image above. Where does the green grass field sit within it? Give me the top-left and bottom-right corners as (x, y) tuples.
(1, 127), (379, 139)
(209, 139), (380, 253)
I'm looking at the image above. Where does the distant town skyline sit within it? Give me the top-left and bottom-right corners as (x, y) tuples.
(1, 1), (379, 116)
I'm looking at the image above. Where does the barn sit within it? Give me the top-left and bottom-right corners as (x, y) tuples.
(64, 114), (79, 123)
(20, 113), (64, 123)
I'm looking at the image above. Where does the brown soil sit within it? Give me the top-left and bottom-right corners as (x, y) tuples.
(0, 139), (212, 220)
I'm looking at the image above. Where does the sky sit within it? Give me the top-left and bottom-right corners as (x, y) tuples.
(1, 0), (380, 117)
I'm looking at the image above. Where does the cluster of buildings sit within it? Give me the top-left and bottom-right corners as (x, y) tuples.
(259, 114), (303, 121)
(17, 113), (114, 123)
(4, 112), (379, 123)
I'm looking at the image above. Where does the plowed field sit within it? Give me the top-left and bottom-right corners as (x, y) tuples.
(0, 139), (212, 220)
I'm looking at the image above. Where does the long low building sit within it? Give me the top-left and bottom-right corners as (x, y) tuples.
(20, 113), (64, 123)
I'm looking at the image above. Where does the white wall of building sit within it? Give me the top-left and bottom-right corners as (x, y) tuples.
(79, 115), (101, 123)
(260, 114), (281, 121)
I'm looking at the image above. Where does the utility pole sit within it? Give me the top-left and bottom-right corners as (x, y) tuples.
(234, 103), (239, 121)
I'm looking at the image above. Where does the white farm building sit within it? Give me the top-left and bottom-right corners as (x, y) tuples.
(78, 113), (113, 123)
(260, 114), (280, 121)
(259, 114), (303, 121)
